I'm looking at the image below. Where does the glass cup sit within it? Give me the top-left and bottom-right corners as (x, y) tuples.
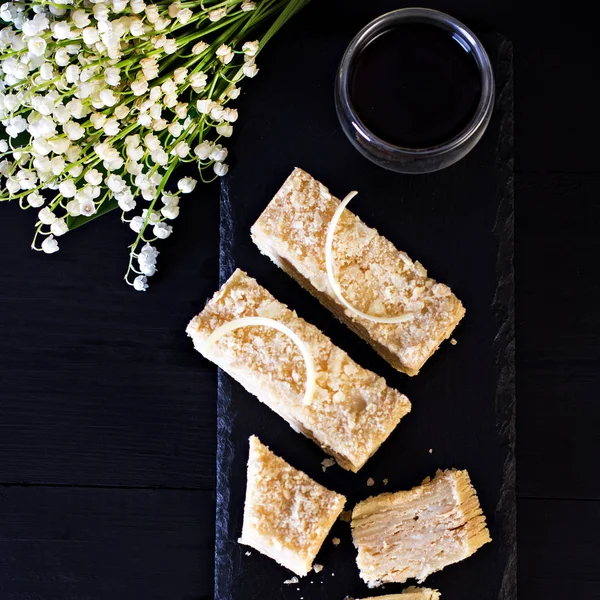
(335, 7), (495, 174)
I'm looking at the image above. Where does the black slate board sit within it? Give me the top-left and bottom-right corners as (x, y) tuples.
(214, 4), (515, 600)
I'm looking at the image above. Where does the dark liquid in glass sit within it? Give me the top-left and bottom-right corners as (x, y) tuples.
(349, 23), (482, 149)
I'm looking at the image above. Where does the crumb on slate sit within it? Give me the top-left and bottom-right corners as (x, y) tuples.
(367, 477), (375, 487)
(245, 551), (251, 556)
(429, 448), (433, 454)
(450, 338), (458, 345)
(321, 458), (336, 472)
(332, 537), (341, 546)
(283, 577), (299, 585)
(340, 510), (352, 522)
(313, 564), (323, 573)
(383, 478), (389, 485)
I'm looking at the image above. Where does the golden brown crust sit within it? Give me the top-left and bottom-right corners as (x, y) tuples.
(351, 469), (491, 586)
(186, 269), (411, 472)
(239, 436), (345, 576)
(251, 168), (465, 376)
(358, 588), (441, 600)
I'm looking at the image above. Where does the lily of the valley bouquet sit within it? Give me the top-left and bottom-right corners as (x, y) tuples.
(0, 0), (308, 290)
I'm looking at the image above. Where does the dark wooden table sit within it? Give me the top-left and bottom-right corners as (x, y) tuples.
(1, 2), (599, 599)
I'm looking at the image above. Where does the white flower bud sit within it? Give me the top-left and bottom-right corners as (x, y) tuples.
(66, 199), (81, 216)
(171, 141), (190, 158)
(65, 64), (81, 84)
(84, 168), (103, 186)
(209, 7), (226, 21)
(210, 105), (225, 121)
(71, 9), (91, 28)
(196, 99), (214, 115)
(161, 204), (180, 219)
(127, 144), (145, 161)
(153, 222), (173, 239)
(64, 120), (85, 141)
(103, 117), (120, 136)
(82, 27), (100, 46)
(163, 38), (177, 54)
(243, 61), (259, 78)
(177, 177), (197, 194)
(27, 192), (45, 208)
(144, 133), (161, 152)
(161, 194), (179, 206)
(226, 85), (241, 99)
(131, 77), (149, 96)
(69, 164), (83, 178)
(100, 89), (118, 107)
(118, 194), (136, 212)
(130, 0), (146, 14)
(145, 4), (159, 23)
(154, 16), (171, 31)
(133, 275), (148, 291)
(168, 122), (183, 137)
(194, 141), (213, 160)
(223, 108), (238, 123)
(174, 102), (188, 119)
(152, 118), (168, 131)
(152, 149), (169, 166)
(216, 44), (234, 64)
(129, 18), (145, 36)
(38, 207), (57, 225)
(242, 40), (259, 57)
(216, 124), (233, 138)
(213, 162), (229, 177)
(209, 144), (228, 162)
(59, 178), (77, 198)
(191, 41), (208, 55)
(93, 3), (110, 21)
(41, 235), (59, 254)
(51, 218), (69, 236)
(130, 215), (144, 233)
(114, 105), (129, 120)
(173, 67), (187, 84)
(28, 36), (47, 56)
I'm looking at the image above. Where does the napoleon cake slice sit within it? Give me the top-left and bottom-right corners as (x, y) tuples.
(186, 269), (411, 472)
(239, 435), (346, 576)
(251, 168), (465, 376)
(351, 469), (491, 586)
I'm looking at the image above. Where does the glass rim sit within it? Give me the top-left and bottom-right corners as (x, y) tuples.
(336, 7), (495, 158)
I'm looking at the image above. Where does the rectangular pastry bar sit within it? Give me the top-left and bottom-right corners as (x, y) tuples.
(239, 435), (346, 576)
(251, 168), (465, 376)
(186, 269), (411, 472)
(359, 589), (440, 600)
(351, 469), (491, 586)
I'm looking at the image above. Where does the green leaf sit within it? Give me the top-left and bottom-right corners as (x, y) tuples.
(66, 199), (119, 231)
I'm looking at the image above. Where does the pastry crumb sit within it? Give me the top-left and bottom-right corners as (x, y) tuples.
(321, 458), (336, 472)
(383, 478), (389, 485)
(450, 338), (457, 345)
(332, 537), (341, 546)
(367, 477), (375, 487)
(283, 577), (299, 585)
(340, 510), (352, 522)
(429, 448), (433, 454)
(313, 564), (323, 573)
(245, 551), (251, 556)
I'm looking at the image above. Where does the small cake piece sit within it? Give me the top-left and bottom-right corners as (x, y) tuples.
(251, 168), (465, 376)
(351, 469), (491, 586)
(239, 436), (346, 576)
(186, 269), (411, 472)
(359, 587), (440, 600)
